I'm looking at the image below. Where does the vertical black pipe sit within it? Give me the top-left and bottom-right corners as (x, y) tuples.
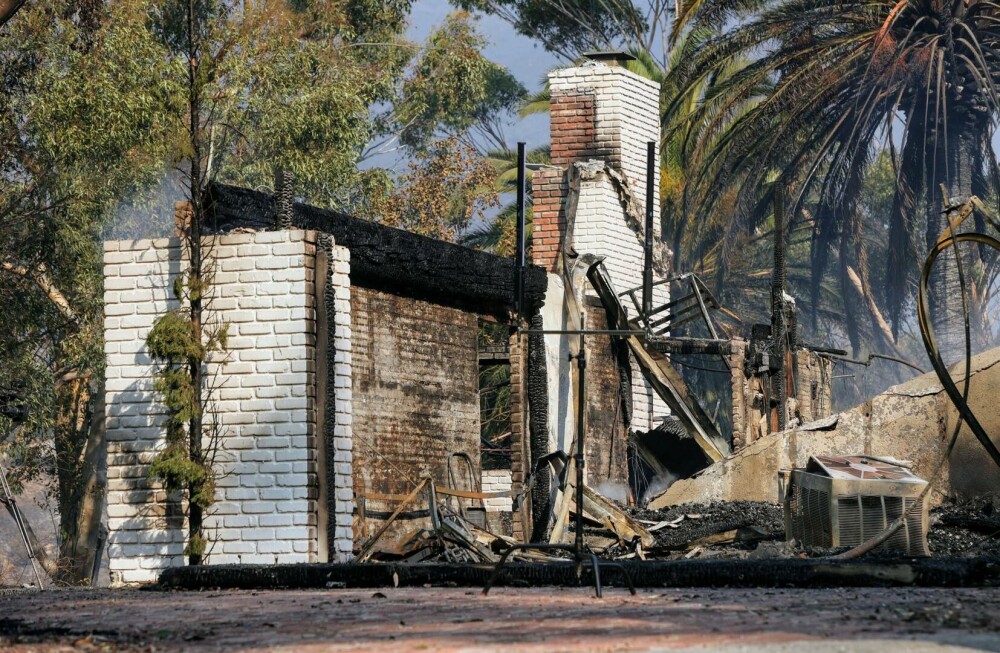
(574, 320), (586, 557)
(643, 141), (655, 324)
(771, 189), (787, 432)
(515, 142), (527, 321)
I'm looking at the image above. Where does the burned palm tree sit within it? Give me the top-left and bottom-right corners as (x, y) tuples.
(668, 0), (1000, 361)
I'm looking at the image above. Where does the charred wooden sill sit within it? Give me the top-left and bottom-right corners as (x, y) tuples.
(205, 182), (547, 319)
(157, 556), (1000, 590)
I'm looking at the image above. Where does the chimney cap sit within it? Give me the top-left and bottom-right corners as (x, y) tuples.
(582, 50), (637, 65)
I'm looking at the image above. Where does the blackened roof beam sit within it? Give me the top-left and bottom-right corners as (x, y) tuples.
(205, 182), (547, 318)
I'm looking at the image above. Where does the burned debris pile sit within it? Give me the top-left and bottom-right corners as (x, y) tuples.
(354, 453), (1000, 566)
(929, 497), (1000, 557)
(356, 495), (1000, 565)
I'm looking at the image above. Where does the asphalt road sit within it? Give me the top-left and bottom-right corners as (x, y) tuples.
(2, 586), (1000, 652)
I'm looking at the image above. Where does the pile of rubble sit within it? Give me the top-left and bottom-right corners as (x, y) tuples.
(928, 497), (1000, 557)
(360, 491), (1000, 564)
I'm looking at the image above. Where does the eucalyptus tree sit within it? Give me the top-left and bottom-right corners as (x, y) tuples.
(0, 0), (178, 582)
(1, 0), (524, 578)
(667, 0), (1000, 362)
(452, 0), (654, 63)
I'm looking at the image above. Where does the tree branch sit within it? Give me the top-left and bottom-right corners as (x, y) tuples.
(0, 0), (27, 29)
(1, 261), (78, 324)
(845, 264), (905, 358)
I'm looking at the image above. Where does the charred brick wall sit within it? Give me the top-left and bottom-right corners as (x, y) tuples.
(583, 305), (630, 489)
(508, 329), (529, 540)
(350, 286), (480, 542)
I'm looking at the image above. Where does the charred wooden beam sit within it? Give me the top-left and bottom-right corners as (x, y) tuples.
(205, 182), (547, 319)
(646, 337), (733, 356)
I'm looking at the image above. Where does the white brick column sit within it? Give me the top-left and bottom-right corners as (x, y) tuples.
(481, 470), (513, 512)
(104, 230), (326, 583)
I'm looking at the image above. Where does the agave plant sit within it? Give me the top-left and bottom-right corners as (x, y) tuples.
(668, 0), (1000, 362)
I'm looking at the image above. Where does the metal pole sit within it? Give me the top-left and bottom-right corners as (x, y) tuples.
(574, 316), (586, 558)
(643, 141), (655, 326)
(515, 142), (527, 321)
(0, 457), (43, 588)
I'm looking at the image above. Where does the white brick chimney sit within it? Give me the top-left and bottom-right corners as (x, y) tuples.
(534, 59), (669, 439)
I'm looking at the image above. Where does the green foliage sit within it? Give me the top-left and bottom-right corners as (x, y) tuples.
(346, 0), (412, 41)
(147, 310), (203, 364)
(185, 532), (208, 558)
(0, 1), (177, 500)
(374, 135), (500, 240)
(396, 12), (525, 152)
(145, 296), (227, 517)
(460, 144), (549, 256)
(148, 443), (207, 495)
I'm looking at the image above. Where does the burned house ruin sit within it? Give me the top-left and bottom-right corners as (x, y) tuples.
(102, 58), (922, 583)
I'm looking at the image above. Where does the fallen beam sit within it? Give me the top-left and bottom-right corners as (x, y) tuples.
(587, 261), (730, 462)
(645, 337), (733, 356)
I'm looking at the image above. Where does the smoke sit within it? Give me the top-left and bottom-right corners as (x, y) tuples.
(594, 480), (629, 504)
(640, 472), (678, 506)
(104, 169), (184, 241)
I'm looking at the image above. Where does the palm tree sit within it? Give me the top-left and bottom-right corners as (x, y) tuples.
(667, 0), (1000, 363)
(460, 144), (550, 255)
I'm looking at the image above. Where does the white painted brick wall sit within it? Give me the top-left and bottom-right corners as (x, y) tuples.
(550, 64), (670, 431)
(328, 243), (355, 561)
(481, 469), (513, 512)
(574, 176), (669, 430)
(104, 230), (338, 583)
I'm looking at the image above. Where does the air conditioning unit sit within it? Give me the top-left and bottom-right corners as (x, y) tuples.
(780, 455), (930, 556)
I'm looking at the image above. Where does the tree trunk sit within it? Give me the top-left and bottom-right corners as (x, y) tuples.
(924, 127), (978, 365)
(771, 190), (787, 432)
(186, 0), (205, 566)
(53, 375), (106, 584)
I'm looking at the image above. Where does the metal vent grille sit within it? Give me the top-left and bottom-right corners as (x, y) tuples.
(782, 456), (930, 556)
(789, 483), (832, 547)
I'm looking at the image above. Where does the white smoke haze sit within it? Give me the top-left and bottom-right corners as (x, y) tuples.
(594, 480), (629, 504)
(104, 169), (185, 241)
(641, 472), (678, 506)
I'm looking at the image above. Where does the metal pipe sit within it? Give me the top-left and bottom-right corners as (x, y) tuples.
(520, 328), (647, 336)
(1, 455), (43, 589)
(642, 141), (655, 324)
(515, 142), (527, 321)
(819, 352), (926, 374)
(574, 315), (586, 557)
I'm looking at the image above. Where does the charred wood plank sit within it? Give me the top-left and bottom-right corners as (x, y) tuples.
(159, 557), (1000, 590)
(646, 337), (733, 356)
